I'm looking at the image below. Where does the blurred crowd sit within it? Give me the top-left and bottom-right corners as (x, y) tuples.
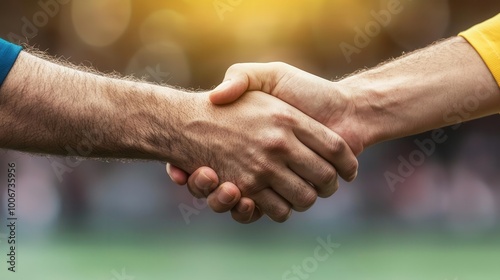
(1, 0), (500, 237)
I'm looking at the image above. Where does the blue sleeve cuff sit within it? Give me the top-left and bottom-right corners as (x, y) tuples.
(0, 38), (22, 87)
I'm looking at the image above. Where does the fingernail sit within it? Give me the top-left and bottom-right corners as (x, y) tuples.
(218, 187), (235, 205)
(195, 171), (214, 190)
(212, 80), (232, 92)
(237, 203), (250, 213)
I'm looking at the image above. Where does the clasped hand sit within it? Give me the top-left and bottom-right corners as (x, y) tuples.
(168, 62), (363, 223)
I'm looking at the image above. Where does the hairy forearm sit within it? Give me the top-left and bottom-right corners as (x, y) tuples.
(0, 51), (190, 162)
(338, 37), (500, 147)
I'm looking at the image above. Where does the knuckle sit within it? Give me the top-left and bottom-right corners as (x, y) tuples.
(294, 188), (317, 211)
(271, 109), (298, 127)
(344, 159), (359, 181)
(238, 177), (261, 197)
(327, 134), (346, 156)
(267, 62), (291, 89)
(227, 63), (244, 73)
(270, 206), (291, 223)
(317, 166), (338, 187)
(269, 61), (289, 71)
(250, 157), (278, 178)
(242, 185), (260, 197)
(318, 180), (339, 198)
(261, 131), (290, 153)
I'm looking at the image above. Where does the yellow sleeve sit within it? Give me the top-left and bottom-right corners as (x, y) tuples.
(459, 14), (500, 88)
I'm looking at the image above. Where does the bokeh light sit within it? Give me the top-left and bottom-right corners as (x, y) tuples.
(126, 42), (191, 86)
(139, 9), (188, 46)
(72, 0), (132, 47)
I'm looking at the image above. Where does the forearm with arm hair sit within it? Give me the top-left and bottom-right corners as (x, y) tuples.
(339, 37), (500, 147)
(0, 51), (191, 162)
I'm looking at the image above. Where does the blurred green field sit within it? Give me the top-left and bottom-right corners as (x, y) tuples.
(1, 231), (499, 280)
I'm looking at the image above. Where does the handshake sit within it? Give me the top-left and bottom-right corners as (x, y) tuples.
(164, 36), (500, 223)
(167, 62), (365, 223)
(2, 37), (497, 224)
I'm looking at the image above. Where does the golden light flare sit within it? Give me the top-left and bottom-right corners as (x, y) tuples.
(139, 9), (188, 46)
(126, 42), (191, 87)
(229, 1), (308, 45)
(72, 0), (132, 47)
(63, 0), (457, 81)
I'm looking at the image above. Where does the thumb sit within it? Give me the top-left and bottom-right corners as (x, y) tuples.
(166, 163), (189, 185)
(209, 62), (287, 104)
(209, 76), (249, 105)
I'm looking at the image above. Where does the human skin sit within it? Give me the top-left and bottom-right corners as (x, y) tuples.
(168, 36), (500, 223)
(0, 50), (358, 222)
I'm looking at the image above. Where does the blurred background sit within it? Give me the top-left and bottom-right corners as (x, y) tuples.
(1, 0), (500, 279)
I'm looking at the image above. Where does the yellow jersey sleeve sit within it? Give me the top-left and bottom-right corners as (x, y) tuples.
(459, 14), (500, 88)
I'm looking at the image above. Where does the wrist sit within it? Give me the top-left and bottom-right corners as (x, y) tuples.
(336, 36), (500, 148)
(138, 89), (214, 172)
(327, 79), (380, 154)
(104, 79), (191, 162)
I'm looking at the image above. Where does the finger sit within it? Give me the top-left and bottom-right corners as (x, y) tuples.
(231, 198), (263, 224)
(209, 79), (248, 104)
(166, 163), (189, 185)
(186, 167), (219, 198)
(209, 63), (287, 104)
(206, 182), (241, 213)
(269, 168), (318, 211)
(289, 164), (338, 199)
(293, 117), (358, 182)
(287, 138), (339, 198)
(285, 143), (339, 199)
(251, 189), (292, 223)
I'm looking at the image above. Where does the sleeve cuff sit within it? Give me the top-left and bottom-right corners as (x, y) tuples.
(0, 38), (22, 87)
(459, 14), (500, 88)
